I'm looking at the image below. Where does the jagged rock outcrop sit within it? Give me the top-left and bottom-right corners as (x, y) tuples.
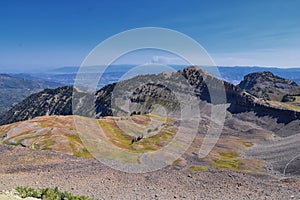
(238, 71), (300, 101)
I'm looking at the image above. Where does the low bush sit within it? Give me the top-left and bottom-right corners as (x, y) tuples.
(16, 186), (94, 200)
(189, 165), (209, 172)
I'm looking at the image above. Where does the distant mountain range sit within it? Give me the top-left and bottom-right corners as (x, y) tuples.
(8, 66), (300, 88)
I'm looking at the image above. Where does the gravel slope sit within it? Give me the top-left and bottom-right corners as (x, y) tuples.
(246, 133), (300, 177)
(0, 145), (299, 200)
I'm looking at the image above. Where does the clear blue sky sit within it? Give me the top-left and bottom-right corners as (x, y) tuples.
(0, 0), (300, 71)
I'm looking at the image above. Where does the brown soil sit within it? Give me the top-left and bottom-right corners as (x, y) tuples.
(0, 145), (299, 200)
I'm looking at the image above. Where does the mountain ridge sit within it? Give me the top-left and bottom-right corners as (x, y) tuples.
(0, 74), (62, 116)
(1, 66), (300, 125)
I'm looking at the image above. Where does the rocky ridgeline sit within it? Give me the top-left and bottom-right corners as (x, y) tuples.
(0, 74), (61, 115)
(0, 86), (73, 125)
(1, 66), (300, 125)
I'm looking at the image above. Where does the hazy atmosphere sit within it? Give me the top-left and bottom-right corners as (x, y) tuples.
(1, 0), (300, 72)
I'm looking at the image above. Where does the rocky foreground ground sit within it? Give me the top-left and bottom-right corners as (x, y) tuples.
(0, 145), (299, 200)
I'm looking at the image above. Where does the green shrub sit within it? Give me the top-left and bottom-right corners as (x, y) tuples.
(16, 186), (94, 200)
(189, 165), (209, 171)
(172, 159), (180, 166)
(212, 152), (242, 171)
(242, 141), (254, 147)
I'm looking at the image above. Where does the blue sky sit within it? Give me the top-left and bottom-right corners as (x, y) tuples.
(0, 0), (300, 71)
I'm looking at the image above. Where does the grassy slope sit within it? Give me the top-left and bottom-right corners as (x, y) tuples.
(0, 115), (264, 173)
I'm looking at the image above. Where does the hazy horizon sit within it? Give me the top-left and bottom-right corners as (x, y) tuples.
(1, 1), (300, 71)
(3, 64), (300, 75)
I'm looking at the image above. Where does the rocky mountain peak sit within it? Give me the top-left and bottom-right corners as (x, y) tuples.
(238, 71), (300, 101)
(180, 66), (207, 77)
